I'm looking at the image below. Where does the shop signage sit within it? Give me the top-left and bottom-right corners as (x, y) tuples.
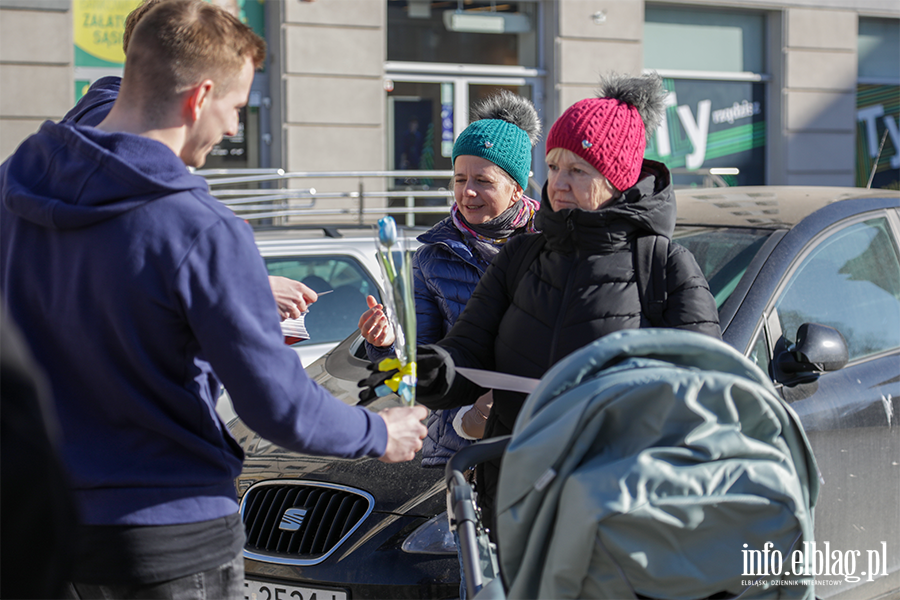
(646, 78), (766, 186)
(73, 0), (137, 67)
(856, 84), (900, 189)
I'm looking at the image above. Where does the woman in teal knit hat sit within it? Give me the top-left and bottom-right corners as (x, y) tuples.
(359, 89), (541, 465)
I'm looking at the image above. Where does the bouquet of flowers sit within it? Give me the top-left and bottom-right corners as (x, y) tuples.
(373, 216), (417, 405)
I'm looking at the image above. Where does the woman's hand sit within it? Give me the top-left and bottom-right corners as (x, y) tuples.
(460, 390), (493, 439)
(358, 295), (396, 348)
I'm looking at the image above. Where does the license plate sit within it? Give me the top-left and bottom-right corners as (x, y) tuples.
(244, 578), (347, 600)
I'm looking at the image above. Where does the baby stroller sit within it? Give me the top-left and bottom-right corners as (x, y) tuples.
(445, 328), (820, 600)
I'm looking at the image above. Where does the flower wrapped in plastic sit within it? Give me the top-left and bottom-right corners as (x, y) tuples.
(373, 216), (417, 405)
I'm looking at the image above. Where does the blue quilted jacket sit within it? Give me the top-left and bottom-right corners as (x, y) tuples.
(367, 217), (492, 467)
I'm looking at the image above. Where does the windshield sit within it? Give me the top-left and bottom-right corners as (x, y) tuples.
(265, 255), (381, 345)
(673, 227), (772, 308)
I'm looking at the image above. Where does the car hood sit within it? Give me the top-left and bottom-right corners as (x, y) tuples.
(231, 418), (444, 516)
(229, 334), (445, 516)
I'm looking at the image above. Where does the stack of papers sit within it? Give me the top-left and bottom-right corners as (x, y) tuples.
(281, 314), (309, 345)
(279, 289), (332, 345)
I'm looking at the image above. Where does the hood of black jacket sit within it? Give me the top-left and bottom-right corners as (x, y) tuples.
(1, 120), (207, 231)
(536, 159), (675, 253)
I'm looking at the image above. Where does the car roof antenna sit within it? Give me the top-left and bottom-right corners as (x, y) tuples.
(866, 128), (890, 189)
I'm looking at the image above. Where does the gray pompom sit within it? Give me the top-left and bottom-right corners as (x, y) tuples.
(596, 72), (667, 141)
(471, 89), (542, 147)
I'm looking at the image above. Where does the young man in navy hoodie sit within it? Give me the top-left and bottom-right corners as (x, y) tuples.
(0, 1), (426, 598)
(67, 0), (320, 323)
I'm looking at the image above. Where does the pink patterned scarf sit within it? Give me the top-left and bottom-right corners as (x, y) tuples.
(451, 195), (540, 263)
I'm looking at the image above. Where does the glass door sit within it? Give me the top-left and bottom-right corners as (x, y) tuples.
(386, 80), (453, 227)
(386, 71), (544, 226)
(388, 81), (453, 175)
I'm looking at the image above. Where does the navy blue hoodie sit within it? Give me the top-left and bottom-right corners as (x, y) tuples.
(0, 120), (387, 526)
(64, 76), (120, 127)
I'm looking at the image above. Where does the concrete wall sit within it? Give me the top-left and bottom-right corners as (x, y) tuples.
(780, 8), (859, 186)
(0, 0), (72, 161)
(277, 0), (387, 223)
(1, 0), (895, 191)
(0, 0), (68, 7)
(552, 0), (643, 117)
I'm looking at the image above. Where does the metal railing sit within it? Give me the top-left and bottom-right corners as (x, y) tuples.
(197, 168), (457, 227)
(196, 167), (737, 226)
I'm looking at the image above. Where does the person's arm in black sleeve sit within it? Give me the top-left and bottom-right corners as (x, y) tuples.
(417, 237), (525, 408)
(663, 242), (722, 339)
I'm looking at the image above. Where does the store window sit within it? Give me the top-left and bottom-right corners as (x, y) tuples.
(858, 18), (900, 82)
(644, 6), (764, 74)
(385, 1), (545, 226)
(387, 1), (538, 67)
(389, 82), (453, 175)
(855, 18), (900, 189)
(387, 79), (536, 227)
(643, 5), (767, 187)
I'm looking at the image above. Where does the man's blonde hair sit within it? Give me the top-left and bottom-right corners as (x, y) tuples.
(122, 0), (163, 54)
(123, 0), (265, 120)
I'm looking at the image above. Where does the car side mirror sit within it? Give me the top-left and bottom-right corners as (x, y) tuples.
(777, 323), (849, 374)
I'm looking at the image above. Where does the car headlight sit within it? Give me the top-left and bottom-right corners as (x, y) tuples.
(401, 511), (457, 555)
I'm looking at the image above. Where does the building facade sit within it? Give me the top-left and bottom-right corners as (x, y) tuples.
(2, 0), (898, 202)
(0, 0), (73, 163)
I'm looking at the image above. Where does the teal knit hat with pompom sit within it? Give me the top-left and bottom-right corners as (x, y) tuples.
(452, 90), (541, 190)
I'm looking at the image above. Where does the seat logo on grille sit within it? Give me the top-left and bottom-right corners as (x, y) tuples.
(279, 508), (308, 532)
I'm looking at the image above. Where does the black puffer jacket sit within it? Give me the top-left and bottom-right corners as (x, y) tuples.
(419, 160), (720, 531)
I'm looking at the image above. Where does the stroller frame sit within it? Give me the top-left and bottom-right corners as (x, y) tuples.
(445, 436), (510, 599)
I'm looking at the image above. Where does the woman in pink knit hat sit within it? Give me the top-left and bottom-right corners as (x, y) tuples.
(363, 72), (720, 536)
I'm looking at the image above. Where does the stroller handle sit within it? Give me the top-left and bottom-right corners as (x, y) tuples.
(444, 435), (511, 487)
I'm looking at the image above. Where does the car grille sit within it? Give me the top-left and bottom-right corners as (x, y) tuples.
(240, 480), (374, 566)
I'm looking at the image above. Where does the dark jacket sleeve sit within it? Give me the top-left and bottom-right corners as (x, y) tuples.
(364, 341), (395, 364)
(417, 238), (524, 409)
(662, 242), (722, 339)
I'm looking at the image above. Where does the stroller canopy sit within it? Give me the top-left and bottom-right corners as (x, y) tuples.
(495, 328), (819, 600)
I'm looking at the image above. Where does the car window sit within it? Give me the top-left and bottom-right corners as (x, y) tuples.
(265, 256), (381, 345)
(773, 217), (900, 361)
(748, 328), (770, 372)
(674, 227), (771, 308)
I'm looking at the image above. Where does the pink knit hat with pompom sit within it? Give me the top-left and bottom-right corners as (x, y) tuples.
(546, 72), (666, 192)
